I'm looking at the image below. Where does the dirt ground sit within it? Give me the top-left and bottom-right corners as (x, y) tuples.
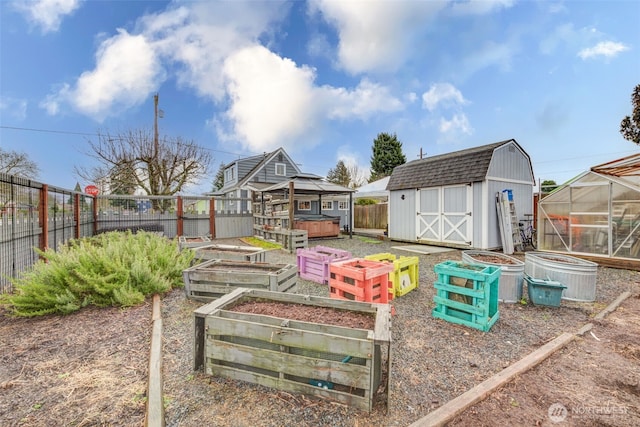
(1, 238), (639, 426)
(449, 293), (640, 427)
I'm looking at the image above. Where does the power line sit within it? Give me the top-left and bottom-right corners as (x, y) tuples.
(0, 124), (247, 158)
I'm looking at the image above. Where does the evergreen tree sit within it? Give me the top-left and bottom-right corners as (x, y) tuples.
(369, 132), (407, 182)
(212, 162), (225, 191)
(326, 160), (351, 187)
(620, 83), (640, 145)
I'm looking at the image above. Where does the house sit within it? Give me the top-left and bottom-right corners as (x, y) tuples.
(211, 148), (302, 213)
(386, 139), (534, 249)
(538, 152), (640, 264)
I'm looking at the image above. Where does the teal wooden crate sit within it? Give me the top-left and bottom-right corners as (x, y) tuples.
(525, 275), (566, 307)
(432, 261), (500, 332)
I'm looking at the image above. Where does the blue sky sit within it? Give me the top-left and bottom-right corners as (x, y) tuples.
(1, 0), (638, 195)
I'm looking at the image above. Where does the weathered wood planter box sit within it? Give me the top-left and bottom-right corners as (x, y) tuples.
(178, 235), (211, 249)
(195, 244), (268, 263)
(364, 252), (419, 299)
(182, 259), (298, 302)
(297, 245), (352, 284)
(329, 258), (394, 304)
(193, 288), (391, 412)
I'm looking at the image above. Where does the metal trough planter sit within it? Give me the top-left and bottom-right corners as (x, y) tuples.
(182, 259), (298, 302)
(193, 288), (391, 412)
(195, 244), (268, 263)
(524, 252), (598, 302)
(462, 250), (524, 303)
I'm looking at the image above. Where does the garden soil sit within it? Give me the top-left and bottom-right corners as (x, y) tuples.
(1, 237), (639, 426)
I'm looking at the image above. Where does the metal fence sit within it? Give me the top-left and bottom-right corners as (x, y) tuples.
(0, 172), (252, 294)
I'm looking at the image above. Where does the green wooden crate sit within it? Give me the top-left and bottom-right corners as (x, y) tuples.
(432, 260), (500, 332)
(193, 288), (392, 412)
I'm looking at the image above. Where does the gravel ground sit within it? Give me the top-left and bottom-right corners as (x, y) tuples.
(161, 235), (640, 427)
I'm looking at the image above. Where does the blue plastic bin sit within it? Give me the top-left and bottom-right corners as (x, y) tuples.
(525, 275), (566, 307)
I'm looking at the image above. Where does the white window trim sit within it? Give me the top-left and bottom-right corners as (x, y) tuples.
(298, 200), (311, 211)
(338, 201), (349, 210)
(275, 162), (286, 176)
(321, 200), (333, 210)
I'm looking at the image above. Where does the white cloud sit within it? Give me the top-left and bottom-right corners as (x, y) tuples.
(44, 29), (162, 121)
(221, 45), (319, 153)
(324, 79), (403, 120)
(449, 0), (514, 15)
(220, 45), (402, 154)
(13, 0), (81, 33)
(578, 41), (630, 60)
(439, 113), (473, 135)
(422, 83), (468, 112)
(42, 1), (405, 150)
(0, 97), (28, 121)
(309, 0), (444, 74)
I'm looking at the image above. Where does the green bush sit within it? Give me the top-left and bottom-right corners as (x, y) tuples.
(355, 198), (379, 205)
(2, 231), (195, 317)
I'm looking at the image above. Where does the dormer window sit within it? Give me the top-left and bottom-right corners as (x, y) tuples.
(275, 163), (286, 176)
(225, 166), (235, 182)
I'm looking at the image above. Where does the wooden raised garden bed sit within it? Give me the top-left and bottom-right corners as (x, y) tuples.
(193, 288), (391, 412)
(195, 244), (268, 263)
(178, 235), (211, 249)
(182, 259), (298, 302)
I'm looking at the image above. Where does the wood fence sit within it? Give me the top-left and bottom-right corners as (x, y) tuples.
(354, 203), (387, 229)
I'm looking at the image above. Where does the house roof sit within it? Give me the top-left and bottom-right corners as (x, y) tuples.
(240, 148), (301, 187)
(387, 139), (520, 191)
(260, 177), (355, 195)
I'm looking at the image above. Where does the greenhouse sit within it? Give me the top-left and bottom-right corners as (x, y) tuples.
(538, 153), (640, 261)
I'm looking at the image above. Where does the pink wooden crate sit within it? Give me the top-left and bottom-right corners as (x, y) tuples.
(296, 245), (352, 284)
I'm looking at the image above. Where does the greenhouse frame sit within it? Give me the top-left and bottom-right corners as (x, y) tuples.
(538, 153), (640, 261)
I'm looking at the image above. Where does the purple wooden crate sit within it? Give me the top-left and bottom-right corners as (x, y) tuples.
(296, 245), (352, 284)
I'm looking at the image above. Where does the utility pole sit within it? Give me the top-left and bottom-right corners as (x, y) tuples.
(153, 93), (159, 158)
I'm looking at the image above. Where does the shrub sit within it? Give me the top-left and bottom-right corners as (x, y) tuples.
(2, 231), (195, 317)
(355, 198), (378, 205)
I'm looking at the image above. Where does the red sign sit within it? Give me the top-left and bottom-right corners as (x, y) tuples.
(84, 185), (99, 196)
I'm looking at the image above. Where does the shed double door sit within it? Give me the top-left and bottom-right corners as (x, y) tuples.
(416, 185), (471, 245)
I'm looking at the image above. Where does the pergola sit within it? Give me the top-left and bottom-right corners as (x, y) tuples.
(259, 175), (356, 238)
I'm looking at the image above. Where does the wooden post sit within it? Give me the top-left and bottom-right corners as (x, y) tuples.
(209, 198), (216, 238)
(176, 196), (184, 237)
(288, 181), (294, 230)
(40, 184), (49, 251)
(73, 193), (80, 239)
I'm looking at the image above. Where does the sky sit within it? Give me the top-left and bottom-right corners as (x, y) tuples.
(1, 0), (639, 195)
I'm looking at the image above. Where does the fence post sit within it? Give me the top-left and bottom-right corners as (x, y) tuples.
(92, 195), (98, 235)
(209, 198), (216, 238)
(74, 193), (80, 239)
(177, 196), (184, 237)
(40, 184), (49, 251)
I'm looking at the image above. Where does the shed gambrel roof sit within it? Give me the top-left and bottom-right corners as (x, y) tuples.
(387, 139), (522, 191)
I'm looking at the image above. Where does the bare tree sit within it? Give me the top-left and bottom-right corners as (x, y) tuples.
(0, 147), (40, 178)
(346, 162), (367, 189)
(75, 128), (212, 197)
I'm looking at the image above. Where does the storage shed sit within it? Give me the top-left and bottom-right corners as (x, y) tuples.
(386, 139), (534, 249)
(537, 153), (640, 265)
